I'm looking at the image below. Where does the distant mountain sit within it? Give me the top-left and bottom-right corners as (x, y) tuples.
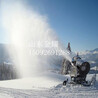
(79, 48), (98, 67)
(90, 48), (98, 52)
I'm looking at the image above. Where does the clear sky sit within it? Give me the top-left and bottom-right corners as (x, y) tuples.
(0, 0), (98, 52)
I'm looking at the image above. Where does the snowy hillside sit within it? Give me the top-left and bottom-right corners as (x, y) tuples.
(79, 48), (98, 67)
(0, 72), (98, 98)
(0, 44), (10, 64)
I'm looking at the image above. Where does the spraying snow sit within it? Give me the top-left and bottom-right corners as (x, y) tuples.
(1, 0), (71, 78)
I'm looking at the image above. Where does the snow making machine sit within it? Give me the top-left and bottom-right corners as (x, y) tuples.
(63, 54), (96, 86)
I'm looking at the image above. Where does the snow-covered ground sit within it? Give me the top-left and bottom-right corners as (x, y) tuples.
(0, 72), (66, 90)
(0, 71), (98, 98)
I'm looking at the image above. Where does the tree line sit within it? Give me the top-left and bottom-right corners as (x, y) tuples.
(0, 62), (18, 80)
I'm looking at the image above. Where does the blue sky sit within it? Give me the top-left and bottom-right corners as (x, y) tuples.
(0, 0), (98, 51)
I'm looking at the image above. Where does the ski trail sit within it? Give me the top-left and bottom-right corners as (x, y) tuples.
(0, 74), (97, 98)
(0, 84), (98, 98)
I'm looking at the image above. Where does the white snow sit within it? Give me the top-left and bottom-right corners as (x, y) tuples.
(0, 72), (66, 90)
(0, 93), (13, 98)
(0, 71), (98, 98)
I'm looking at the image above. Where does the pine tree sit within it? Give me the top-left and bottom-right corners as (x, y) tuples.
(67, 42), (71, 52)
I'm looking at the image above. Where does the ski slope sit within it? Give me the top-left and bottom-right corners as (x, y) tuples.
(0, 71), (98, 98)
(0, 71), (66, 90)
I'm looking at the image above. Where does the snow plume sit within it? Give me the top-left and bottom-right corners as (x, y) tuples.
(1, 0), (71, 77)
